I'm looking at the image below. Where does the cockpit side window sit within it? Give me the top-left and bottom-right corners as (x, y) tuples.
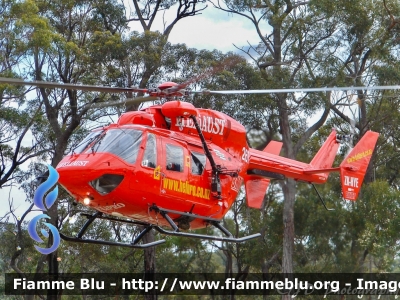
(166, 144), (183, 172)
(190, 151), (206, 175)
(142, 133), (157, 168)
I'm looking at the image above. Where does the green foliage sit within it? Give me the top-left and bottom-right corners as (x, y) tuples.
(10, 0), (55, 50)
(357, 181), (400, 271)
(294, 178), (400, 273)
(0, 221), (42, 273)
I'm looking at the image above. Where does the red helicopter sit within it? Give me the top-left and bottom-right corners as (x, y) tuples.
(0, 77), (380, 248)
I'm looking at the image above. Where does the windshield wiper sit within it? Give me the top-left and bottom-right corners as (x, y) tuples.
(71, 132), (102, 155)
(91, 131), (107, 154)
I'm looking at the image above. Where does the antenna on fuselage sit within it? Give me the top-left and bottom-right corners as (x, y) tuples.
(189, 115), (222, 199)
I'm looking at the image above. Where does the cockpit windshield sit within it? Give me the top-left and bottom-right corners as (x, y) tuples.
(88, 129), (143, 164)
(70, 130), (103, 154)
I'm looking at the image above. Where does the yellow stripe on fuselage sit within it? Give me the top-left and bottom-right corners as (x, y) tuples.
(162, 177), (210, 200)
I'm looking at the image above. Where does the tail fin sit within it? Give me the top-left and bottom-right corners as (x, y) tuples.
(340, 131), (379, 201)
(309, 130), (341, 182)
(244, 140), (283, 209)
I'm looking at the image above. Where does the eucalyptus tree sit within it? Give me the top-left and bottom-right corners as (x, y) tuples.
(125, 0), (207, 101)
(0, 1), (57, 283)
(307, 0), (400, 271)
(3, 0), (220, 290)
(209, 0), (340, 280)
(175, 49), (286, 279)
(118, 0), (209, 285)
(209, 0), (400, 277)
(5, 1), (130, 298)
(0, 0), (50, 189)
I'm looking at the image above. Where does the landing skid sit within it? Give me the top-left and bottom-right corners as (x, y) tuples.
(150, 206), (261, 243)
(60, 208), (261, 248)
(60, 212), (165, 248)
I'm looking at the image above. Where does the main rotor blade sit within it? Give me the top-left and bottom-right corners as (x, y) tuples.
(0, 77), (143, 93)
(192, 85), (400, 95)
(91, 96), (158, 109)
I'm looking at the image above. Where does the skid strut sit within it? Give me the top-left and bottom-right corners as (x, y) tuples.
(60, 212), (165, 248)
(60, 206), (261, 248)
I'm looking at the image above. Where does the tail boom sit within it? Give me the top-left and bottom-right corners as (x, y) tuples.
(246, 130), (379, 202)
(248, 130), (341, 184)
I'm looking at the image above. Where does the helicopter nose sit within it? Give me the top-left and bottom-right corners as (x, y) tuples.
(56, 153), (128, 200)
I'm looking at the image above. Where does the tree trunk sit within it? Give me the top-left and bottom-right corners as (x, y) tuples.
(282, 178), (296, 275)
(278, 95), (296, 299)
(142, 228), (156, 300)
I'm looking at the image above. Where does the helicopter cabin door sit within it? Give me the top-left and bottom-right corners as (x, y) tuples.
(159, 139), (191, 206)
(161, 138), (213, 207)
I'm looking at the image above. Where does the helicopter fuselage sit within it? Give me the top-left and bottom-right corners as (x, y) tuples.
(56, 106), (249, 230)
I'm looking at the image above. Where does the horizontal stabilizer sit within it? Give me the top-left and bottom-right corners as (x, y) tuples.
(245, 140), (283, 209)
(245, 177), (270, 209)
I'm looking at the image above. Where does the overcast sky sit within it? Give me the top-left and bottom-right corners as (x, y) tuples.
(0, 4), (264, 220)
(168, 7), (260, 52)
(127, 3), (262, 53)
